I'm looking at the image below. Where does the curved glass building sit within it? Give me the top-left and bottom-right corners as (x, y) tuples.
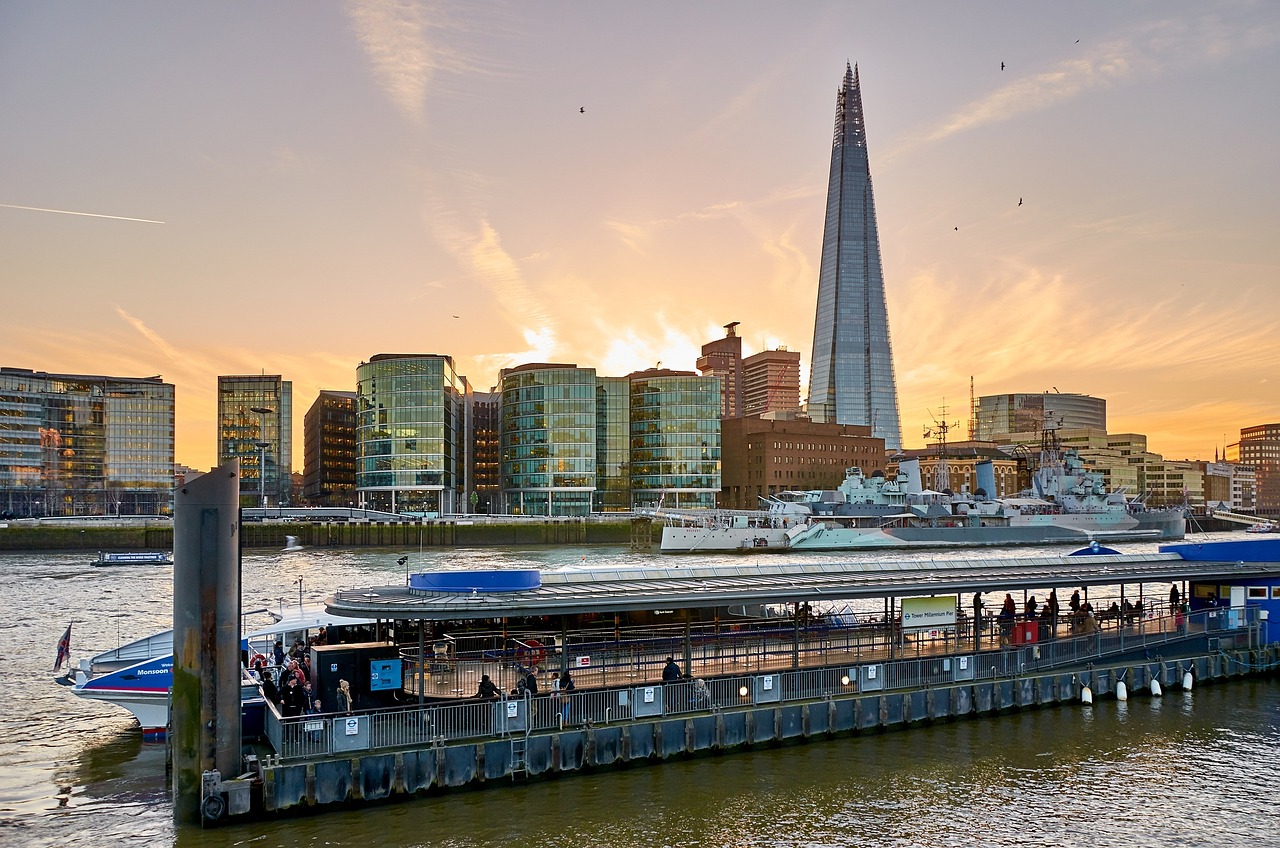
(499, 364), (597, 516)
(628, 371), (721, 510)
(355, 354), (465, 515)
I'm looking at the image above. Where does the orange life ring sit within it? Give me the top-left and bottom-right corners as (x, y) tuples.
(249, 652), (267, 668)
(517, 638), (547, 667)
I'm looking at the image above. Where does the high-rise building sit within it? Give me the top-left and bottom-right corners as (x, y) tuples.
(354, 354), (466, 515)
(697, 322), (743, 418)
(301, 390), (356, 507)
(806, 64), (902, 451)
(0, 367), (174, 516)
(742, 348), (801, 418)
(217, 375), (292, 508)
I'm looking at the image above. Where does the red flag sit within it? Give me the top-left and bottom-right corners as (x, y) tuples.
(54, 623), (71, 671)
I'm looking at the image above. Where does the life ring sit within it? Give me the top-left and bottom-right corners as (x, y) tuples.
(517, 638), (547, 667)
(201, 792), (226, 822)
(249, 653), (267, 669)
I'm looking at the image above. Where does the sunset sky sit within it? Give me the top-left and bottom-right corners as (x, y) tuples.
(3, 2), (1278, 471)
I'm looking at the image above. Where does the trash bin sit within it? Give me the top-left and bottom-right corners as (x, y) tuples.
(1011, 621), (1038, 645)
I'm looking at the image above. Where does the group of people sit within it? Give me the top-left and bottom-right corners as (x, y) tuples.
(972, 584), (1184, 644)
(474, 666), (579, 724)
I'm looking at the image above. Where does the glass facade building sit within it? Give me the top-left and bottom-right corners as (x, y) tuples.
(807, 64), (903, 451)
(355, 354), (465, 515)
(301, 390), (356, 507)
(628, 372), (721, 510)
(0, 367), (174, 516)
(217, 375), (292, 508)
(594, 376), (631, 512)
(975, 393), (1107, 441)
(499, 364), (597, 516)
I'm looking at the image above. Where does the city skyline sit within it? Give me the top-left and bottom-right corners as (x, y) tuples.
(3, 3), (1278, 471)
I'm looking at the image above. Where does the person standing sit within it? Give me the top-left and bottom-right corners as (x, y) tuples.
(280, 675), (307, 717)
(972, 593), (984, 650)
(1169, 584), (1181, 615)
(556, 669), (576, 725)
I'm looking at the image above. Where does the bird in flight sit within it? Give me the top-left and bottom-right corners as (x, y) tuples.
(1000, 61), (1005, 70)
(1018, 197), (1023, 206)
(452, 315), (460, 319)
(579, 107), (585, 113)
(954, 226), (959, 231)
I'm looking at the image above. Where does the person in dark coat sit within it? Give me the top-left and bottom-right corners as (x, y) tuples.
(474, 674), (500, 700)
(280, 675), (308, 717)
(259, 667), (280, 706)
(662, 656), (681, 681)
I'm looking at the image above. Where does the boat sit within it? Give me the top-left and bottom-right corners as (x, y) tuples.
(91, 551), (173, 566)
(657, 432), (1186, 553)
(1245, 522), (1276, 534)
(61, 603), (378, 737)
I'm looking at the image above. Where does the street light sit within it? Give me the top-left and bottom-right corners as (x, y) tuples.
(250, 406), (274, 510)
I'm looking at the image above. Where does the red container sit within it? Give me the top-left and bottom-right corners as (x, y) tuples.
(1011, 621), (1039, 645)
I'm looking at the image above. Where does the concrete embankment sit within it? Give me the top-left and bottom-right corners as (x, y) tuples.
(257, 647), (1279, 817)
(0, 519), (635, 551)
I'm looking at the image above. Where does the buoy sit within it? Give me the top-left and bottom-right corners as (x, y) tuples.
(1182, 671), (1194, 690)
(1116, 680), (1128, 702)
(1151, 677), (1163, 697)
(1081, 686), (1093, 704)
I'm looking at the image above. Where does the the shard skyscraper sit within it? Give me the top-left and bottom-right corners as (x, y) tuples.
(806, 63), (903, 451)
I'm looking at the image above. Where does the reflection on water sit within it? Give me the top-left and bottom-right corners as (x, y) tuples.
(1, 537), (1276, 847)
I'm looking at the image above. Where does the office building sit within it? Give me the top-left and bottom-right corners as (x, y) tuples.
(499, 364), (598, 516)
(1229, 424), (1280, 516)
(974, 393), (1107, 441)
(0, 367), (174, 516)
(806, 64), (903, 450)
(217, 375), (292, 508)
(627, 369), (721, 510)
(354, 354), (466, 516)
(720, 418), (883, 510)
(301, 390), (356, 507)
(470, 390), (500, 513)
(697, 322), (743, 419)
(742, 348), (801, 418)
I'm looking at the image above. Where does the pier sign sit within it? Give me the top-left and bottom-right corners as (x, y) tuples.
(901, 596), (957, 632)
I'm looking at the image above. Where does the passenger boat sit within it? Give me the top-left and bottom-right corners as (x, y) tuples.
(657, 435), (1185, 553)
(91, 551), (173, 566)
(1245, 522), (1276, 534)
(61, 604), (377, 737)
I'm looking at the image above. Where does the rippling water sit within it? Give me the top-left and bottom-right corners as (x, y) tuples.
(2, 535), (1277, 847)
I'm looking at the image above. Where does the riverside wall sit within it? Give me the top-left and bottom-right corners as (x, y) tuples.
(0, 520), (633, 551)
(254, 647), (1279, 819)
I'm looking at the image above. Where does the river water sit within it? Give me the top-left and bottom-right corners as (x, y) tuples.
(2, 535), (1277, 847)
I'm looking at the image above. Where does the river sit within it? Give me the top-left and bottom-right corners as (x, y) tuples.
(1, 535), (1277, 847)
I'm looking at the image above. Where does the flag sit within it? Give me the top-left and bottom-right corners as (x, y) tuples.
(54, 623), (71, 671)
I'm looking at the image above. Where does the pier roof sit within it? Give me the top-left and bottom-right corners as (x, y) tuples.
(324, 553), (1280, 621)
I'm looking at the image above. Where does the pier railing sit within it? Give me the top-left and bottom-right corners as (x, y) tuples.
(263, 605), (1259, 761)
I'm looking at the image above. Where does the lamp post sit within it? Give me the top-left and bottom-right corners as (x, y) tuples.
(250, 406), (274, 510)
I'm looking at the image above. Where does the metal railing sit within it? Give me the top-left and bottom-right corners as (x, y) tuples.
(263, 606), (1261, 762)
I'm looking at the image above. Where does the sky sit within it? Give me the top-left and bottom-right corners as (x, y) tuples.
(2, 1), (1279, 472)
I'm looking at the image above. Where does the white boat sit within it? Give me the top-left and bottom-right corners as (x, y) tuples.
(1245, 522), (1277, 534)
(91, 551), (173, 566)
(63, 603), (377, 737)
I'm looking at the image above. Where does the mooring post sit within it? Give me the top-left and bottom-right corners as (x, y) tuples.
(171, 460), (242, 824)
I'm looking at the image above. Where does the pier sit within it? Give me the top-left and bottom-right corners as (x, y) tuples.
(181, 541), (1280, 824)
